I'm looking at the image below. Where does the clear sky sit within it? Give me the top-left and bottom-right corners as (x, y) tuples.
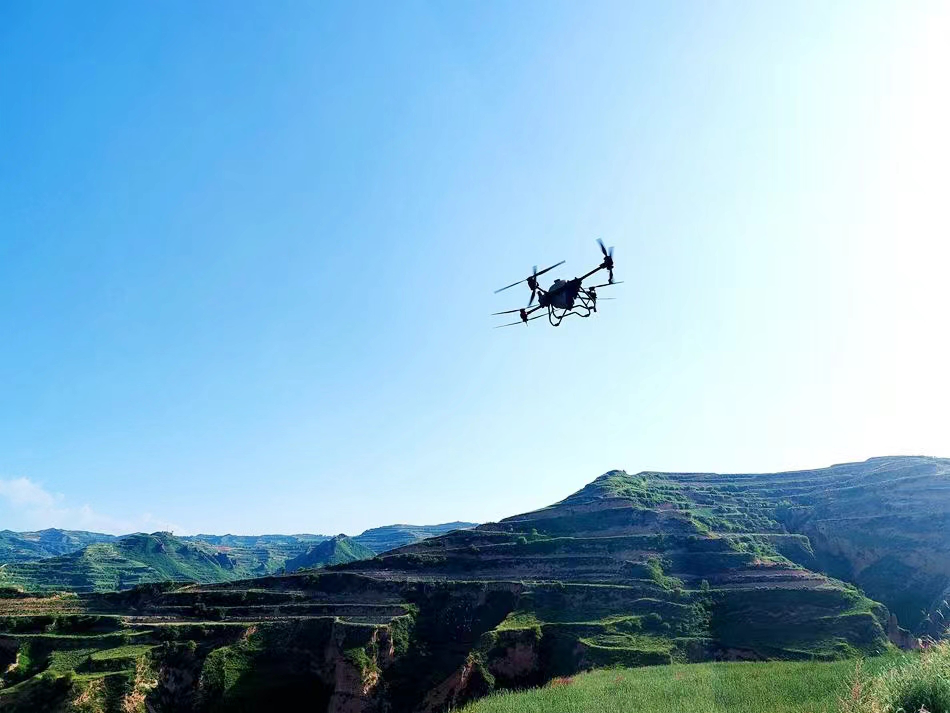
(1, 1), (948, 536)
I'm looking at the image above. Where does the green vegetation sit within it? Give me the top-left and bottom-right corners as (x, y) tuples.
(460, 656), (907, 713)
(843, 643), (950, 713)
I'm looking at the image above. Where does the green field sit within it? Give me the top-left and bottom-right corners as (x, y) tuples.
(459, 657), (904, 713)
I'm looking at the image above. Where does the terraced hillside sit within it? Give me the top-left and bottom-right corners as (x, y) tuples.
(635, 456), (950, 634)
(0, 457), (945, 713)
(344, 467), (895, 665)
(0, 574), (497, 712)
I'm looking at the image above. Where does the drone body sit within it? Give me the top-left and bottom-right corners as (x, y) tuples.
(493, 240), (620, 328)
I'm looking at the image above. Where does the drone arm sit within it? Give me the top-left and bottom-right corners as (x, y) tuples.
(578, 264), (606, 282)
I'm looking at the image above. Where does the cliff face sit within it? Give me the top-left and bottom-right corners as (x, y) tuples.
(772, 457), (950, 634)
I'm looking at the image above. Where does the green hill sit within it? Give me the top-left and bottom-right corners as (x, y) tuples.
(352, 521), (476, 553)
(284, 535), (376, 572)
(0, 532), (247, 593)
(0, 529), (117, 564)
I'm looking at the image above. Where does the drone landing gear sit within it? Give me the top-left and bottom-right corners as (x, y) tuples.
(546, 305), (593, 327)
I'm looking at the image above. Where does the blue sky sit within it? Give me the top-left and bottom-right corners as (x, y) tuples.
(2, 1), (948, 535)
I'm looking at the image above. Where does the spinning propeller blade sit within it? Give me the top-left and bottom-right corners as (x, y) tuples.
(589, 281), (623, 289)
(597, 239), (615, 282)
(494, 260), (565, 295)
(534, 260), (565, 278)
(494, 278), (525, 294)
(597, 238), (614, 258)
(494, 312), (547, 329)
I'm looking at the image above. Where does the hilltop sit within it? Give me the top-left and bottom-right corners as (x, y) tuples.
(285, 535), (376, 572)
(0, 457), (946, 713)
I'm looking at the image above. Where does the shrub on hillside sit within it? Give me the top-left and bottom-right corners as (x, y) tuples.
(841, 644), (950, 713)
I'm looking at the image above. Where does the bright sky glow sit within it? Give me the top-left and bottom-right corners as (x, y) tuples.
(1, 1), (948, 535)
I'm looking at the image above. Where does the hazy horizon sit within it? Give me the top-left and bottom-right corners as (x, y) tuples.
(3, 1), (948, 536)
(2, 454), (944, 537)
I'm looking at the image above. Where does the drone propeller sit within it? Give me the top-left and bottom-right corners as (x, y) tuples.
(494, 312), (547, 329)
(596, 239), (616, 283)
(532, 261), (564, 278)
(494, 260), (565, 297)
(589, 281), (623, 289)
(492, 307), (528, 316)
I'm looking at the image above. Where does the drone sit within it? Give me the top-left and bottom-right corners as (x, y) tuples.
(493, 239), (621, 328)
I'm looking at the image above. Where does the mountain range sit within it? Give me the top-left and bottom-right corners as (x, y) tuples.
(0, 529), (118, 563)
(0, 521), (476, 593)
(0, 456), (947, 713)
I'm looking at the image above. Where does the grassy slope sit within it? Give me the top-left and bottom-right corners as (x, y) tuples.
(461, 656), (904, 713)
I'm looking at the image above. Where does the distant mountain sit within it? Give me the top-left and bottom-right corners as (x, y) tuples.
(284, 535), (375, 572)
(186, 533), (328, 547)
(0, 528), (117, 563)
(352, 521), (476, 553)
(0, 531), (246, 593)
(0, 522), (478, 593)
(183, 533), (330, 576)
